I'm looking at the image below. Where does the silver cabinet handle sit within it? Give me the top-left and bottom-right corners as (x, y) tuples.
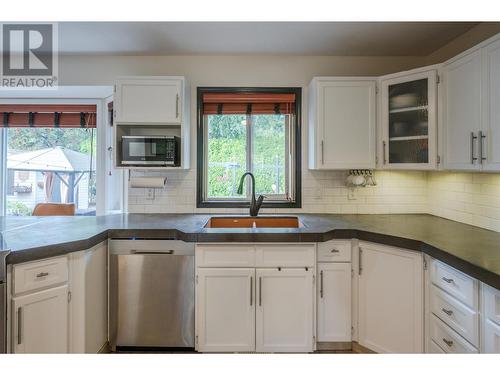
(479, 130), (486, 163)
(321, 140), (324, 164)
(382, 141), (387, 164)
(471, 132), (478, 164)
(442, 277), (454, 284)
(442, 308), (453, 316)
(175, 94), (179, 118)
(250, 276), (253, 306)
(36, 272), (49, 278)
(330, 249), (340, 253)
(259, 277), (262, 306)
(358, 248), (363, 275)
(320, 270), (324, 299)
(17, 307), (22, 345)
(442, 338), (453, 347)
(131, 250), (174, 255)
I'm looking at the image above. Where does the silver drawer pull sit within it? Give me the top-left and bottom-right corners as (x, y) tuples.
(330, 249), (340, 253)
(36, 272), (49, 278)
(442, 277), (454, 284)
(442, 338), (453, 347)
(442, 308), (453, 316)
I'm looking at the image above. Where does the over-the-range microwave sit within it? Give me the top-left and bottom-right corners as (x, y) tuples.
(121, 135), (180, 167)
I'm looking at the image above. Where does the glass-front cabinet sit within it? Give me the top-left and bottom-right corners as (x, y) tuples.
(379, 69), (438, 169)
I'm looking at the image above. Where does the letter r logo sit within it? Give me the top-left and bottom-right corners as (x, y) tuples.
(2, 24), (53, 76)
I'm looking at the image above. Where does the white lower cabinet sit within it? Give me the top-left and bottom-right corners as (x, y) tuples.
(483, 319), (500, 353)
(196, 268), (255, 352)
(12, 285), (69, 353)
(357, 242), (424, 353)
(481, 283), (500, 353)
(195, 243), (315, 353)
(317, 263), (351, 342)
(256, 268), (314, 353)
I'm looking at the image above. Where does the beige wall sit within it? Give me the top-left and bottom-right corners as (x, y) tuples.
(427, 22), (500, 64)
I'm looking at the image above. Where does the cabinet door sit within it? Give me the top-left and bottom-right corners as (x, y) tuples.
(482, 38), (500, 171)
(358, 243), (423, 353)
(196, 268), (255, 352)
(115, 78), (182, 124)
(483, 319), (500, 353)
(444, 50), (482, 170)
(256, 268), (314, 352)
(317, 263), (352, 342)
(314, 79), (376, 169)
(380, 69), (437, 169)
(12, 285), (69, 353)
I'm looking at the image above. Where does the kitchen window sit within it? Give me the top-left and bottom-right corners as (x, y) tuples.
(0, 104), (97, 216)
(197, 88), (302, 208)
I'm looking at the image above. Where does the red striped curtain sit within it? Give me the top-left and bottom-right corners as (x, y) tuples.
(203, 92), (296, 115)
(1, 104), (97, 128)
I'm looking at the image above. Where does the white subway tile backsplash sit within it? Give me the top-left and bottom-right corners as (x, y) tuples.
(126, 169), (500, 233)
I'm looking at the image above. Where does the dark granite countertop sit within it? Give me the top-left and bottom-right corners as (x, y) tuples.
(1, 213), (500, 289)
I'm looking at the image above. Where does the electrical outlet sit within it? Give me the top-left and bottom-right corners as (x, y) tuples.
(347, 188), (356, 200)
(146, 188), (155, 200)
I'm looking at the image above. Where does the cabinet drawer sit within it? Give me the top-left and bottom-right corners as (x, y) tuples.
(13, 256), (68, 295)
(483, 319), (500, 353)
(430, 315), (478, 353)
(483, 284), (500, 326)
(317, 240), (351, 262)
(196, 244), (255, 267)
(255, 244), (315, 267)
(430, 259), (478, 309)
(430, 285), (479, 346)
(428, 340), (446, 353)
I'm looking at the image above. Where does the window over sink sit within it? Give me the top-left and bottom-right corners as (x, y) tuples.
(197, 88), (302, 208)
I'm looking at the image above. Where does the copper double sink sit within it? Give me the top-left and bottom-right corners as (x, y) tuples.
(204, 216), (303, 228)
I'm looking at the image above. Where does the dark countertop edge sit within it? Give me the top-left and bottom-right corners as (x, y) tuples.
(5, 227), (500, 291)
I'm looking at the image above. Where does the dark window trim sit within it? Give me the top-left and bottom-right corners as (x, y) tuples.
(196, 87), (302, 209)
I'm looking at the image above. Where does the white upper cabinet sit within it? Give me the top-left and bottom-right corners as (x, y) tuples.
(379, 67), (438, 170)
(443, 33), (500, 172)
(308, 78), (376, 170)
(115, 77), (184, 125)
(443, 50), (482, 170)
(482, 37), (500, 171)
(357, 242), (424, 353)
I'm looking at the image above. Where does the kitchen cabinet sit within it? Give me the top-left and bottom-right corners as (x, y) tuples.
(8, 244), (107, 354)
(357, 241), (424, 353)
(115, 77), (184, 125)
(113, 76), (191, 170)
(195, 243), (315, 353)
(482, 37), (500, 171)
(481, 283), (500, 353)
(379, 67), (438, 170)
(443, 50), (482, 170)
(256, 268), (314, 353)
(308, 77), (376, 169)
(443, 34), (500, 171)
(12, 285), (69, 353)
(196, 268), (255, 352)
(317, 263), (351, 343)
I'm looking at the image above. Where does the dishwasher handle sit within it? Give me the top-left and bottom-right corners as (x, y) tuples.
(131, 250), (175, 255)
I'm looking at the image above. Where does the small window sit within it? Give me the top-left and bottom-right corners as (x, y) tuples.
(197, 88), (301, 208)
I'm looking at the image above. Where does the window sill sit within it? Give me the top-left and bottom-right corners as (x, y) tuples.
(197, 200), (301, 209)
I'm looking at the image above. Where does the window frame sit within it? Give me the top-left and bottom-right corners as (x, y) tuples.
(0, 94), (117, 216)
(196, 87), (302, 209)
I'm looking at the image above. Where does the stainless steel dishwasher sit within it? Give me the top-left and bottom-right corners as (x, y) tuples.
(109, 239), (194, 351)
